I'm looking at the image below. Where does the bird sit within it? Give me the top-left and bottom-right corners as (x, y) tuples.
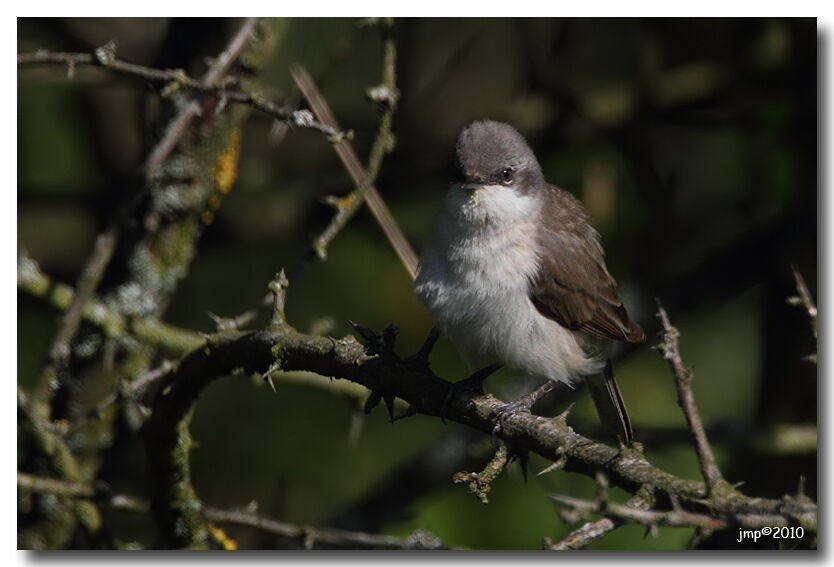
(414, 119), (644, 443)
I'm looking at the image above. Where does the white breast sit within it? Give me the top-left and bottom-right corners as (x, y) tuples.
(414, 185), (604, 384)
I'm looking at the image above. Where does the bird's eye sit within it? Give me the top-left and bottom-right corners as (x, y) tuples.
(501, 168), (514, 184)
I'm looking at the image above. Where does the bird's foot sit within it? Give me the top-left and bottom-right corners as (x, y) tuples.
(490, 381), (556, 437)
(440, 363), (502, 423)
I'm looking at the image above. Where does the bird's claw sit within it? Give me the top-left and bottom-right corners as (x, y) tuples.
(489, 397), (537, 438)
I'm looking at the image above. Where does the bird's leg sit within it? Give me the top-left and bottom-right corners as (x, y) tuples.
(490, 380), (556, 436)
(440, 363), (503, 423)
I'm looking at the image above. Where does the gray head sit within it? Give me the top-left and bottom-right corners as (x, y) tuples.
(455, 120), (545, 193)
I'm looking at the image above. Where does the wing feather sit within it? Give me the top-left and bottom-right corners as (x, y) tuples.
(529, 185), (645, 343)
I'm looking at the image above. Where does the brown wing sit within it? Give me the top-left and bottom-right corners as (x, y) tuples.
(530, 185), (645, 343)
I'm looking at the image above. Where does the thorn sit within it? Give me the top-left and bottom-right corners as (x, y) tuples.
(363, 390), (382, 414)
(537, 456), (567, 477)
(264, 362), (281, 392)
(797, 475), (806, 497)
(391, 405), (418, 422)
(556, 401), (577, 421)
(548, 494), (572, 507)
(383, 393), (396, 421)
(519, 454), (529, 484)
(348, 320), (371, 339)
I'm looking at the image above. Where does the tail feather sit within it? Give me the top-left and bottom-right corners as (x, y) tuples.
(585, 360), (633, 444)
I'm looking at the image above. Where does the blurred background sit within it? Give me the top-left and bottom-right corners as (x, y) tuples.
(18, 18), (817, 549)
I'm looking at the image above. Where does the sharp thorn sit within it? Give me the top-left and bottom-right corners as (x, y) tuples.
(383, 394), (396, 421)
(519, 454), (529, 484)
(536, 457), (566, 477)
(557, 401), (577, 421)
(391, 405), (418, 422)
(363, 390), (382, 414)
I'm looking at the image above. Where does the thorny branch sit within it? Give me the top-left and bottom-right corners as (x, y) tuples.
(203, 505), (449, 550)
(17, 42), (345, 147)
(655, 303), (727, 495)
(135, 272), (815, 548)
(19, 258), (819, 548)
(545, 493), (651, 550)
(548, 491), (807, 532)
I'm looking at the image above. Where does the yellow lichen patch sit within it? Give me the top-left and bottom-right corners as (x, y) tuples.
(201, 128), (243, 226)
(208, 522), (238, 550)
(214, 128), (242, 195)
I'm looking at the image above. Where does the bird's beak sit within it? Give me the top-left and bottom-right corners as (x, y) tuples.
(461, 182), (484, 193)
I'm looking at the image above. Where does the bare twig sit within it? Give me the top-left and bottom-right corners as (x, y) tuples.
(203, 505), (448, 550)
(655, 302), (726, 494)
(291, 21), (419, 279)
(788, 265), (817, 363)
(788, 265), (817, 338)
(45, 230), (117, 364)
(33, 228), (118, 405)
(452, 443), (509, 504)
(546, 493), (651, 550)
(71, 360), (175, 432)
(548, 492), (803, 532)
(17, 472), (95, 499)
(17, 472), (148, 514)
(17, 31), (344, 163)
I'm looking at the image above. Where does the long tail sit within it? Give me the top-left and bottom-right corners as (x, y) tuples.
(584, 359), (633, 444)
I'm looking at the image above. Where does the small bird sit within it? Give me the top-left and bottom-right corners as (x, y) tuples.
(414, 120), (644, 443)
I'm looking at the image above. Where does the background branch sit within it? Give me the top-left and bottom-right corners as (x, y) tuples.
(545, 493), (651, 550)
(17, 34), (345, 152)
(656, 303), (727, 494)
(203, 505), (449, 550)
(18, 251), (204, 355)
(291, 21), (419, 278)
